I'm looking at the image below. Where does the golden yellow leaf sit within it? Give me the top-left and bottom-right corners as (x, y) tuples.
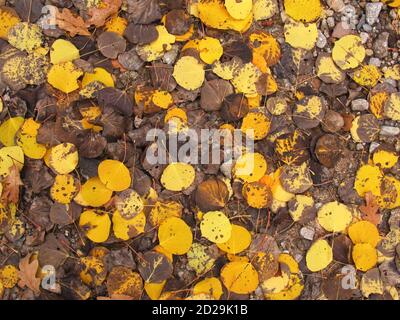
(306, 239), (332, 272)
(158, 217), (193, 255)
(220, 261), (259, 294)
(50, 39), (80, 64)
(160, 162), (195, 192)
(352, 243), (377, 272)
(217, 224), (251, 254)
(348, 221), (380, 248)
(0, 117), (24, 147)
(332, 35), (365, 70)
(284, 0), (322, 22)
(173, 56), (205, 90)
(98, 160), (131, 192)
(80, 177), (113, 207)
(200, 211), (232, 244)
(317, 201), (353, 233)
(47, 61), (83, 93)
(79, 209), (111, 243)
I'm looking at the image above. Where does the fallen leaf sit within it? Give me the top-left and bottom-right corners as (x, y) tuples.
(1, 164), (23, 205)
(359, 192), (381, 226)
(55, 8), (91, 37)
(18, 253), (41, 294)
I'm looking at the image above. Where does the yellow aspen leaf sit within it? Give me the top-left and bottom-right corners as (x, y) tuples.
(382, 0), (400, 7)
(233, 152), (267, 183)
(173, 56), (205, 90)
(0, 146), (24, 178)
(48, 143), (79, 175)
(164, 107), (188, 123)
(136, 25), (175, 62)
(112, 210), (146, 241)
(284, 0), (322, 23)
(352, 65), (382, 87)
(217, 225), (251, 254)
(231, 63), (261, 96)
(0, 265), (18, 288)
(82, 67), (115, 88)
(200, 211), (232, 244)
(79, 209), (111, 243)
(241, 112), (271, 140)
(80, 177), (113, 207)
(47, 61), (83, 93)
(284, 20), (318, 50)
(80, 256), (107, 286)
(197, 0), (253, 33)
(151, 90), (174, 109)
(187, 243), (216, 275)
(50, 39), (80, 64)
(354, 164), (383, 198)
(212, 58), (242, 80)
(16, 118), (47, 160)
(306, 239), (333, 272)
(114, 189), (144, 219)
(360, 268), (383, 298)
(253, 0), (278, 21)
(8, 22), (42, 52)
(278, 253), (300, 274)
(248, 31), (281, 67)
(149, 200), (183, 227)
(220, 261), (259, 294)
(271, 169), (295, 202)
(224, 0), (252, 20)
(384, 92), (400, 121)
(352, 243), (377, 272)
(50, 174), (79, 204)
(106, 266), (143, 299)
(105, 15), (127, 36)
(288, 195), (314, 222)
(369, 91), (389, 119)
(193, 277), (223, 300)
(316, 54), (345, 84)
(242, 182), (272, 209)
(384, 64), (400, 80)
(144, 281), (166, 300)
(0, 7), (20, 39)
(350, 114), (380, 143)
(372, 149), (398, 169)
(0, 117), (24, 146)
(348, 221), (380, 248)
(265, 274), (303, 300)
(198, 37), (223, 64)
(317, 201), (353, 233)
(332, 35), (365, 70)
(262, 272), (290, 294)
(160, 162), (195, 192)
(98, 159), (131, 192)
(158, 217), (193, 255)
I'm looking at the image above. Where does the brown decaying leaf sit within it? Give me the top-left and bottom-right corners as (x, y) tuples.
(18, 253), (41, 294)
(1, 164), (23, 205)
(55, 8), (91, 37)
(359, 192), (381, 226)
(87, 0), (122, 28)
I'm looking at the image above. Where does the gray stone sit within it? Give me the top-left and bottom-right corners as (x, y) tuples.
(351, 99), (369, 111)
(369, 142), (380, 154)
(332, 21), (352, 38)
(369, 57), (382, 67)
(300, 226), (315, 241)
(327, 17), (336, 28)
(162, 44), (179, 65)
(366, 2), (383, 25)
(343, 5), (356, 18)
(373, 32), (390, 59)
(362, 23), (372, 32)
(360, 32), (369, 44)
(316, 31), (327, 48)
(380, 126), (400, 136)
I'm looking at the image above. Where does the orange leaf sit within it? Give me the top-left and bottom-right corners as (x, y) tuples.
(17, 254), (41, 295)
(87, 0), (122, 28)
(56, 8), (91, 37)
(1, 164), (23, 205)
(359, 192), (381, 226)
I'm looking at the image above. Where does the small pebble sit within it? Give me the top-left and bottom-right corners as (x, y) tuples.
(351, 99), (369, 111)
(380, 126), (400, 136)
(365, 2), (383, 25)
(316, 31), (327, 48)
(300, 226), (315, 241)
